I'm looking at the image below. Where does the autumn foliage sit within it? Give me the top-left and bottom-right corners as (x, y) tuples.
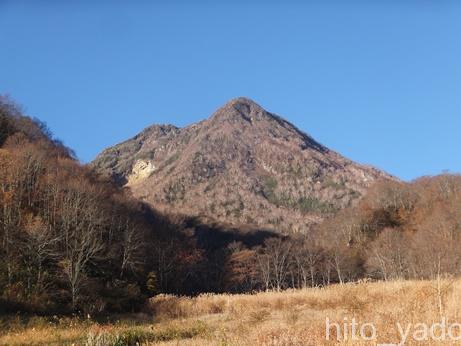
(2, 96), (461, 317)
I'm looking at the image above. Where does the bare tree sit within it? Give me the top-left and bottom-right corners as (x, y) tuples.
(366, 228), (408, 281)
(23, 215), (61, 293)
(292, 236), (323, 288)
(119, 219), (144, 278)
(59, 181), (106, 310)
(257, 238), (292, 291)
(256, 249), (271, 291)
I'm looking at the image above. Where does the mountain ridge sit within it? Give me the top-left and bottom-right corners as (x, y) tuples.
(91, 97), (394, 233)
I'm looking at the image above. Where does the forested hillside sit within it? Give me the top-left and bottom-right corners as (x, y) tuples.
(239, 176), (461, 290)
(0, 97), (154, 314)
(0, 95), (321, 307)
(317, 176), (461, 282)
(0, 97), (280, 314)
(2, 96), (461, 318)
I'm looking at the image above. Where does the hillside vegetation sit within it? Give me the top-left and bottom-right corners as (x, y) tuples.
(2, 95), (461, 319)
(0, 97), (276, 314)
(313, 175), (461, 284)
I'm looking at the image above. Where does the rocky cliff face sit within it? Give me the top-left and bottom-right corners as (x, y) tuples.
(91, 97), (393, 233)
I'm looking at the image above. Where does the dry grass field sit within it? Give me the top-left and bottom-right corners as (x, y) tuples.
(2, 279), (461, 345)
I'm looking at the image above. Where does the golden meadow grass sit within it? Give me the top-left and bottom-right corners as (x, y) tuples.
(2, 279), (461, 345)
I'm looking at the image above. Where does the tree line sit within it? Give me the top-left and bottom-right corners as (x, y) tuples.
(248, 175), (461, 290)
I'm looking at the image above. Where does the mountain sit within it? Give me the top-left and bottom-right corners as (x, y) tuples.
(91, 97), (393, 233)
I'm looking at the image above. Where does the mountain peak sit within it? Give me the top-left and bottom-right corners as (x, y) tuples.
(211, 97), (267, 123)
(224, 96), (261, 108)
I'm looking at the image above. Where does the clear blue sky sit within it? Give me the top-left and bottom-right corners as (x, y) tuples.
(1, 1), (461, 181)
